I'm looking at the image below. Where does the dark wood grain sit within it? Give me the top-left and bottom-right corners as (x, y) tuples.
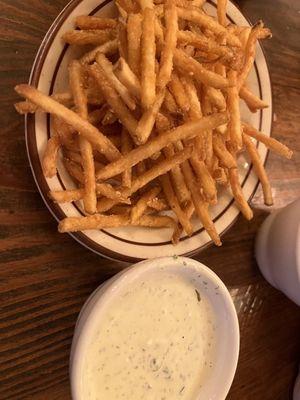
(0, 0), (300, 399)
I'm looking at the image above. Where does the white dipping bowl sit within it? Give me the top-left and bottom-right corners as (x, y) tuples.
(70, 257), (239, 400)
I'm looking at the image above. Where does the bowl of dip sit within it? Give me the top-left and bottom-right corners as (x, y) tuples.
(70, 257), (239, 400)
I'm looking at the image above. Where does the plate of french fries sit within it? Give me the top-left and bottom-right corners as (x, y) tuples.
(14, 0), (292, 262)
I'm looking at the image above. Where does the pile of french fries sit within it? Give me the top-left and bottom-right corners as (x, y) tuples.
(14, 0), (293, 246)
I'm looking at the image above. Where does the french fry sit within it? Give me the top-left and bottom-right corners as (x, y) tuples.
(174, 49), (230, 89)
(190, 158), (217, 203)
(64, 158), (84, 183)
(115, 58), (141, 98)
(134, 89), (166, 144)
(96, 183), (130, 202)
(205, 86), (226, 111)
(147, 196), (168, 211)
(239, 85), (268, 113)
(141, 7), (156, 108)
(172, 199), (194, 244)
(131, 186), (161, 223)
(217, 0), (227, 27)
(75, 16), (117, 30)
(156, 0), (178, 89)
(127, 13), (142, 77)
(96, 52), (136, 110)
(15, 92), (74, 115)
(88, 64), (139, 143)
(121, 128), (133, 188)
(228, 165), (253, 220)
(117, 21), (128, 60)
(42, 135), (61, 178)
(80, 39), (118, 64)
(62, 29), (115, 45)
(180, 157), (221, 246)
(177, 8), (241, 47)
(212, 133), (237, 169)
(243, 134), (273, 205)
(162, 143), (191, 205)
(243, 123), (293, 159)
(15, 84), (120, 161)
(69, 60), (97, 214)
(226, 69), (242, 150)
(168, 72), (190, 112)
(159, 172), (193, 236)
(163, 88), (178, 114)
(50, 189), (84, 203)
(58, 213), (175, 233)
(96, 113), (228, 181)
(237, 22), (272, 90)
(116, 0), (135, 13)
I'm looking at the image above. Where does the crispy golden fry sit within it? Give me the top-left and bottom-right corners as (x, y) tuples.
(239, 85), (268, 113)
(172, 199), (194, 244)
(243, 133), (273, 206)
(80, 39), (118, 64)
(15, 84), (120, 161)
(50, 189), (84, 203)
(217, 0), (227, 26)
(96, 183), (130, 202)
(96, 53), (136, 110)
(141, 7), (156, 109)
(237, 22), (272, 90)
(117, 21), (128, 60)
(180, 157), (221, 246)
(243, 123), (293, 159)
(134, 89), (165, 144)
(121, 128), (133, 188)
(177, 8), (241, 47)
(162, 143), (191, 205)
(131, 186), (161, 223)
(15, 92), (74, 114)
(62, 29), (115, 45)
(174, 49), (230, 89)
(163, 88), (178, 114)
(42, 135), (61, 178)
(64, 158), (84, 183)
(205, 86), (226, 111)
(226, 69), (242, 150)
(156, 0), (178, 89)
(190, 158), (217, 203)
(88, 64), (139, 143)
(75, 16), (117, 30)
(228, 166), (253, 220)
(212, 133), (237, 169)
(147, 196), (168, 211)
(96, 113), (227, 181)
(58, 213), (175, 233)
(159, 173), (193, 236)
(64, 149), (82, 164)
(168, 72), (190, 112)
(127, 13), (142, 77)
(115, 58), (141, 98)
(69, 60), (97, 214)
(97, 146), (194, 212)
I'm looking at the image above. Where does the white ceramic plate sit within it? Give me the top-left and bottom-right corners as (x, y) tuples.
(26, 0), (273, 262)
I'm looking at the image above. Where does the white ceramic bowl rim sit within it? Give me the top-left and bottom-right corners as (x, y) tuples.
(70, 256), (240, 400)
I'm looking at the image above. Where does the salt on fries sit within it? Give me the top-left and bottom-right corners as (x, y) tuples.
(15, 0), (293, 246)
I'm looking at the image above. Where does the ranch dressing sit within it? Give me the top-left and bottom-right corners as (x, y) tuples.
(82, 269), (217, 400)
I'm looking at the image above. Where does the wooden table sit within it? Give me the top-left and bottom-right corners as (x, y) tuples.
(1, 0), (300, 398)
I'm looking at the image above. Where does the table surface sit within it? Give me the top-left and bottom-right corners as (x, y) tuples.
(1, 0), (300, 399)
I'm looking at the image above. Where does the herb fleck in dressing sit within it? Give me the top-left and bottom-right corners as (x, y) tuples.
(83, 271), (216, 400)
